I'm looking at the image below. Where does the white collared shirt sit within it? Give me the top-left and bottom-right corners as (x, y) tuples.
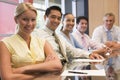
(92, 25), (120, 43)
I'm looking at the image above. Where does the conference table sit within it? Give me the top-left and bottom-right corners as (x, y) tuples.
(61, 59), (106, 80)
(34, 59), (107, 80)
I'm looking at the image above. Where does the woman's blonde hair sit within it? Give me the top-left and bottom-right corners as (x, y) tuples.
(14, 2), (37, 17)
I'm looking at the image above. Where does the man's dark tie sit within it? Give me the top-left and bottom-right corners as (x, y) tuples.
(53, 32), (68, 62)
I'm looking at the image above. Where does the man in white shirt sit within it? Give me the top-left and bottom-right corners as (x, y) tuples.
(92, 12), (120, 43)
(72, 16), (104, 51)
(92, 12), (120, 80)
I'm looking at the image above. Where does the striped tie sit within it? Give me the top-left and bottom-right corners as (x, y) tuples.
(106, 58), (115, 80)
(81, 36), (86, 49)
(106, 30), (112, 41)
(106, 30), (115, 79)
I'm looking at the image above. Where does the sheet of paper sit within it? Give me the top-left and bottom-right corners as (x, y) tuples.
(61, 69), (106, 76)
(72, 59), (104, 62)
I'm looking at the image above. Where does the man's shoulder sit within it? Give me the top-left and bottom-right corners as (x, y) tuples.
(72, 31), (77, 36)
(84, 33), (90, 38)
(56, 32), (64, 39)
(32, 28), (50, 38)
(93, 25), (104, 32)
(113, 25), (120, 29)
(95, 25), (103, 29)
(112, 25), (120, 33)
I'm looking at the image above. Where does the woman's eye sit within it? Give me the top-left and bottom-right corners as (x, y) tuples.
(32, 19), (36, 21)
(23, 18), (28, 21)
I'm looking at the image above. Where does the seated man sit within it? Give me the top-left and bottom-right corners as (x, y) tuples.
(92, 41), (120, 80)
(92, 12), (120, 43)
(72, 16), (104, 51)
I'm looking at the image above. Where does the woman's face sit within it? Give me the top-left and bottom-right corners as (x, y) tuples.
(62, 14), (75, 32)
(15, 10), (37, 35)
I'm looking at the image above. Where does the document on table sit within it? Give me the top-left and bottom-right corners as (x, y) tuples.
(72, 59), (105, 63)
(61, 69), (106, 76)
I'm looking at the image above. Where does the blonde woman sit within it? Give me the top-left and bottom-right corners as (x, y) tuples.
(0, 2), (62, 80)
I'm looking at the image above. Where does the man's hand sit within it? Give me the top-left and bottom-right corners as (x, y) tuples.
(89, 53), (104, 64)
(89, 53), (104, 59)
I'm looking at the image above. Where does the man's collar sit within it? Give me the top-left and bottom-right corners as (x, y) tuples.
(103, 25), (113, 32)
(76, 29), (85, 37)
(43, 26), (54, 36)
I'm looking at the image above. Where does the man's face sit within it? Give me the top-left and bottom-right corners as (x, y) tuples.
(76, 19), (88, 34)
(45, 10), (61, 31)
(103, 15), (115, 30)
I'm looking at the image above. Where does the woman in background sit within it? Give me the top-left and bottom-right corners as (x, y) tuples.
(0, 2), (62, 80)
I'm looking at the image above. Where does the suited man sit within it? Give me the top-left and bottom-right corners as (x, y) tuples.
(33, 6), (103, 70)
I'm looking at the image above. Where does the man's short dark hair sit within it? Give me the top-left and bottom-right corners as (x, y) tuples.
(76, 16), (88, 24)
(45, 6), (62, 16)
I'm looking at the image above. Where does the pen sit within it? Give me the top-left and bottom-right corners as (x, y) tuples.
(68, 71), (87, 74)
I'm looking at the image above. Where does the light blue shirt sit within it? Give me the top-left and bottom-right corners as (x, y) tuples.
(59, 31), (83, 49)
